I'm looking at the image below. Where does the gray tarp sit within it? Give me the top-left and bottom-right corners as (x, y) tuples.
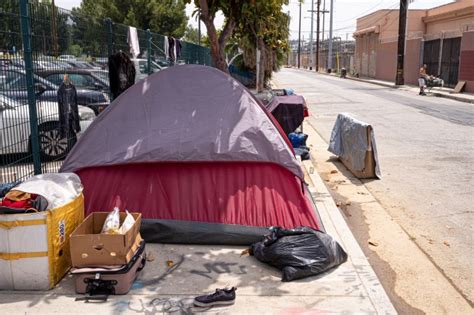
(61, 65), (303, 179)
(328, 113), (381, 178)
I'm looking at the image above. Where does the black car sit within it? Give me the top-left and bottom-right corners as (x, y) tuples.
(0, 68), (110, 115)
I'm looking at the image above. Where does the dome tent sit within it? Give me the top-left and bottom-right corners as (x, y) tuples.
(61, 65), (321, 244)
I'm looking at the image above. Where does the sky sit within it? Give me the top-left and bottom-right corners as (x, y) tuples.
(55, 0), (455, 40)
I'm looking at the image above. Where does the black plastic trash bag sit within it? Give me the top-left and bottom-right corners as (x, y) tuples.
(249, 227), (348, 281)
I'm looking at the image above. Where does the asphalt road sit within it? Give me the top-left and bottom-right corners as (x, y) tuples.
(274, 68), (474, 303)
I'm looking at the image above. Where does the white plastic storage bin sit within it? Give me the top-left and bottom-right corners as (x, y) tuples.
(0, 194), (84, 290)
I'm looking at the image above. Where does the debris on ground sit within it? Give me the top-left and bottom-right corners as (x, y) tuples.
(345, 200), (352, 206)
(167, 260), (174, 268)
(240, 249), (250, 256)
(368, 240), (379, 247)
(146, 252), (155, 262)
(330, 170), (338, 174)
(443, 241), (451, 247)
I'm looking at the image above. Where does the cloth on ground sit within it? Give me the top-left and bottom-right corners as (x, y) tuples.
(328, 113), (381, 178)
(12, 173), (83, 210)
(294, 147), (310, 161)
(250, 226), (348, 282)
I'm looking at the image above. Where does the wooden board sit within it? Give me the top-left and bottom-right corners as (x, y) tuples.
(452, 81), (466, 94)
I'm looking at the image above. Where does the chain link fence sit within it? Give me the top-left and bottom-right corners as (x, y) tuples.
(0, 0), (211, 184)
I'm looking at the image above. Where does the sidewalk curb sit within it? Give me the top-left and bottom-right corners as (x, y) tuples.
(301, 159), (397, 315)
(345, 76), (474, 104)
(287, 67), (474, 104)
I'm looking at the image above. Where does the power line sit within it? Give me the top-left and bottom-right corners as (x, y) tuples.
(334, 0), (397, 23)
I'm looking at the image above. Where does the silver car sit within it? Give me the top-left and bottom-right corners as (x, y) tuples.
(0, 94), (95, 160)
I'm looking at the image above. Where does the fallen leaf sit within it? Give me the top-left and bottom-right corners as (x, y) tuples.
(240, 249), (250, 256)
(166, 260), (174, 268)
(336, 201), (342, 207)
(325, 179), (330, 182)
(330, 170), (338, 174)
(345, 200), (352, 206)
(368, 240), (379, 247)
(146, 252), (155, 262)
(443, 241), (450, 247)
(429, 240), (434, 244)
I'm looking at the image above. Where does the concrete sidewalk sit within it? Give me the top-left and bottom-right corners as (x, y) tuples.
(346, 76), (474, 104)
(0, 150), (396, 314)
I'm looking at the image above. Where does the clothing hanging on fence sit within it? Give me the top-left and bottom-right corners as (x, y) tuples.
(164, 36), (169, 59)
(57, 80), (80, 139)
(127, 26), (140, 59)
(108, 52), (136, 99)
(168, 37), (176, 62)
(175, 39), (182, 60)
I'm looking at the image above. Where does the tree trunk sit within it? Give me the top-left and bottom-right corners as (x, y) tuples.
(198, 0), (235, 74)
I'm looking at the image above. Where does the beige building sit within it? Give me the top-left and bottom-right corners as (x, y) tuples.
(353, 0), (474, 92)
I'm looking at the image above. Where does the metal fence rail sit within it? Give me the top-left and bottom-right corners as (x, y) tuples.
(0, 0), (211, 184)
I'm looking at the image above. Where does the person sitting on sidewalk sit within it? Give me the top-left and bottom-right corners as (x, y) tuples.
(419, 64), (429, 96)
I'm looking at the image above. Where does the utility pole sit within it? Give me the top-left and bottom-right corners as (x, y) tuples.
(395, 0), (408, 85)
(328, 0), (334, 72)
(316, 0), (321, 72)
(298, 1), (302, 68)
(309, 2), (314, 70)
(322, 0), (326, 43)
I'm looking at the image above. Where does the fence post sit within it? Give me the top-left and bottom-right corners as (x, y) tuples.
(105, 18), (114, 57)
(19, 0), (41, 175)
(146, 29), (152, 75)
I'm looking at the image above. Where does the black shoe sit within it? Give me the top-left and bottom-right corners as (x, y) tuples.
(194, 287), (237, 307)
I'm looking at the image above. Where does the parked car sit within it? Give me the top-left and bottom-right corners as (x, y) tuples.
(0, 68), (110, 116)
(67, 60), (101, 70)
(36, 69), (109, 93)
(132, 58), (163, 81)
(59, 55), (76, 61)
(0, 94), (95, 160)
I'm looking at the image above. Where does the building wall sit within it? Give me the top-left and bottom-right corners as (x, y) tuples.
(459, 30), (474, 92)
(425, 0), (472, 17)
(354, 0), (474, 91)
(356, 10), (426, 41)
(375, 38), (422, 85)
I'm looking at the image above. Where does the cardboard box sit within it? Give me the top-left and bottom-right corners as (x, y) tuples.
(70, 212), (142, 267)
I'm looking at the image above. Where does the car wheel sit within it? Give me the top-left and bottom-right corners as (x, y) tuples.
(30, 122), (77, 161)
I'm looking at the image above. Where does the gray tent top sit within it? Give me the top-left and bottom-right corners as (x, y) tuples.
(61, 65), (303, 179)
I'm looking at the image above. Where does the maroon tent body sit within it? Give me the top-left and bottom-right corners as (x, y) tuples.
(61, 65), (320, 244)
